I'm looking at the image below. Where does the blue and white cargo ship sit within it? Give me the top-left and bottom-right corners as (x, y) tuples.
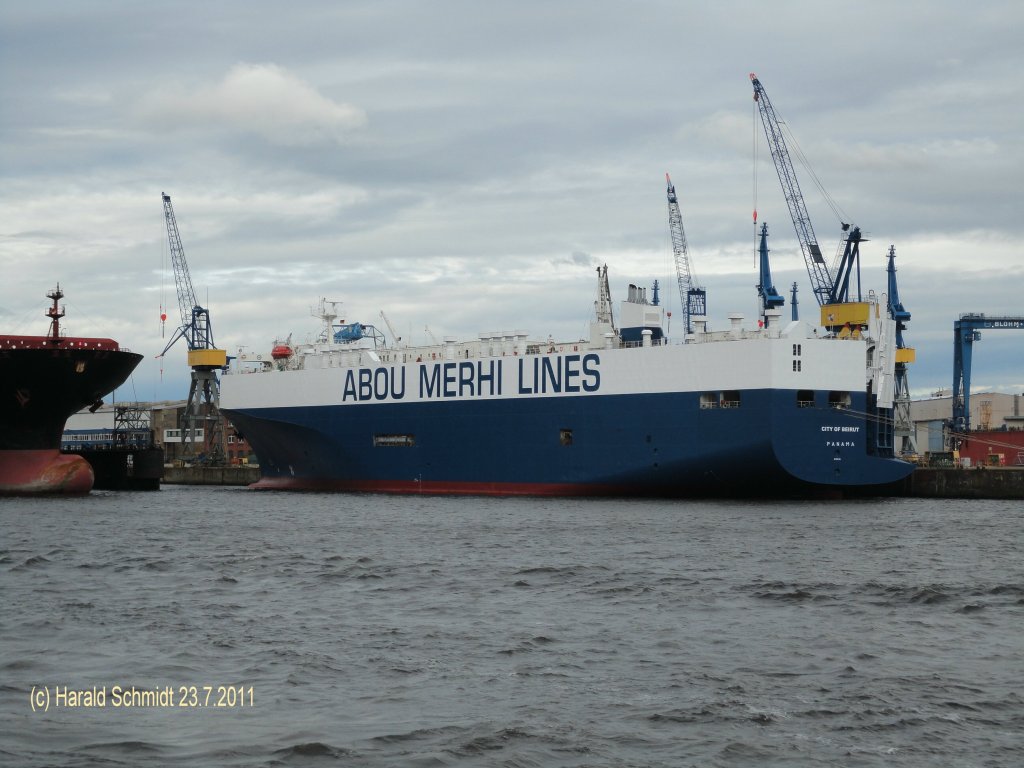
(220, 265), (913, 496)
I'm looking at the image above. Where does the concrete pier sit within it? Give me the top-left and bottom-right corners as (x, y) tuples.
(162, 466), (260, 487)
(902, 467), (1024, 499)
(160, 465), (1023, 498)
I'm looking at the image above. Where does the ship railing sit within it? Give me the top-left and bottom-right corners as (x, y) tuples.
(696, 329), (754, 343)
(240, 335), (684, 364)
(621, 338), (667, 349)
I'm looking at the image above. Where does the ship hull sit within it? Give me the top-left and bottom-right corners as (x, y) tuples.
(223, 338), (914, 497)
(1, 346), (143, 495)
(0, 449), (94, 495)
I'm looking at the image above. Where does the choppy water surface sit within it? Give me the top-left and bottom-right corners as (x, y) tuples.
(2, 488), (1021, 766)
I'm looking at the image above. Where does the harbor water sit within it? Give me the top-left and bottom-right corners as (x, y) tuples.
(2, 488), (1021, 767)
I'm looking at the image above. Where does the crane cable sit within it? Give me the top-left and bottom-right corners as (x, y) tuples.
(781, 119), (850, 227)
(778, 119), (855, 275)
(753, 83), (857, 277)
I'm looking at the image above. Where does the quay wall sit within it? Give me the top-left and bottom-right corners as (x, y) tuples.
(903, 467), (1024, 499)
(162, 466), (260, 486)
(160, 465), (1024, 498)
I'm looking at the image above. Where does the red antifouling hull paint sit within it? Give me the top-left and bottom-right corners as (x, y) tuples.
(0, 450), (95, 495)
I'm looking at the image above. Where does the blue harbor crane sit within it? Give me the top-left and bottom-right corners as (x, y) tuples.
(755, 223), (785, 327)
(751, 72), (908, 460)
(750, 73), (865, 320)
(159, 193), (228, 464)
(665, 174), (707, 335)
(952, 314), (1024, 436)
(886, 245), (917, 455)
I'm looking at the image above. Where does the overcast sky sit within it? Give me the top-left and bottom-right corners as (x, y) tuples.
(2, 0), (1022, 402)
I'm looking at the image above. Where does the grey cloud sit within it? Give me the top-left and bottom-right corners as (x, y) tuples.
(2, 0), (1022, 401)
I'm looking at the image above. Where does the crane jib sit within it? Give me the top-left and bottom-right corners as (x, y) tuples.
(750, 73), (847, 304)
(160, 193), (220, 356)
(665, 174), (705, 335)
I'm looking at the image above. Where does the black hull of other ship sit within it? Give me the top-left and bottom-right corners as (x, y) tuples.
(62, 446), (163, 491)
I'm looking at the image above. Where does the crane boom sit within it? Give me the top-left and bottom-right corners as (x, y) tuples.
(379, 310), (403, 347)
(163, 193), (199, 336)
(594, 264), (615, 330)
(750, 73), (834, 307)
(158, 192), (227, 466)
(160, 193), (220, 358)
(665, 174), (706, 335)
